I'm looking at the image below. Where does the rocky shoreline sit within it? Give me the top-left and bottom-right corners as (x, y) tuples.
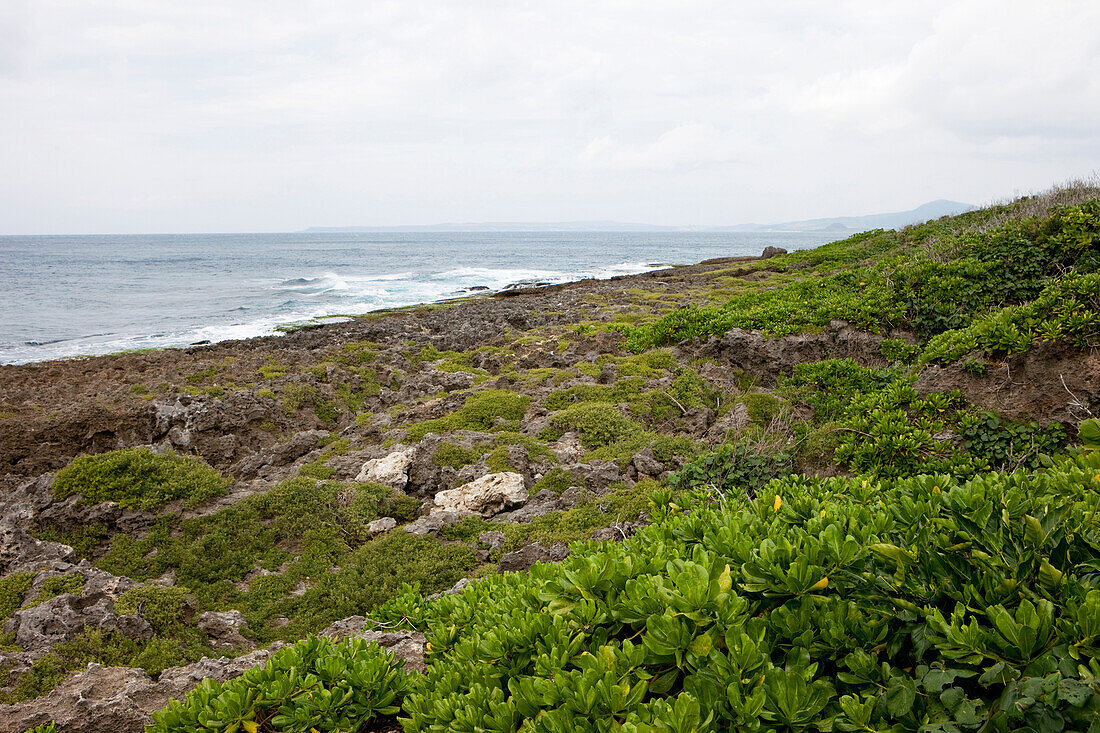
(0, 253), (787, 731)
(1, 232), (1095, 732)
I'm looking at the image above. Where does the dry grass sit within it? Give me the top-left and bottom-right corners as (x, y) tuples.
(978, 174), (1100, 230)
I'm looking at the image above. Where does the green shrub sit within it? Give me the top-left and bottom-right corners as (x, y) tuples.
(550, 404), (644, 450)
(740, 392), (784, 424)
(0, 571), (34, 619)
(879, 337), (920, 363)
(669, 442), (791, 497)
(52, 448), (230, 511)
(27, 574), (85, 607)
(532, 467), (574, 494)
(780, 359), (903, 421)
(149, 635), (408, 733)
(922, 272), (1100, 363)
(433, 442), (486, 469)
(959, 412), (1067, 470)
(114, 585), (192, 633)
(387, 453), (1100, 732)
(406, 389), (530, 441)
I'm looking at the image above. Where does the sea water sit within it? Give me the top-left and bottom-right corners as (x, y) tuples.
(0, 230), (838, 365)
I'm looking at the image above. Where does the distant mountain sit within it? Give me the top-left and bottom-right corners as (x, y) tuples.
(724, 200), (977, 233)
(303, 200), (976, 234)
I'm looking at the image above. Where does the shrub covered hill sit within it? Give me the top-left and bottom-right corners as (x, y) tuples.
(0, 182), (1099, 732)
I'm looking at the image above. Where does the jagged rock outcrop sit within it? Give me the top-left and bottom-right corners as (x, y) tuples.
(195, 610), (253, 651)
(695, 323), (892, 383)
(914, 340), (1100, 424)
(0, 645), (286, 733)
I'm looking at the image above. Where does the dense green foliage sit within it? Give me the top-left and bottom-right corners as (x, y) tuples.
(52, 448), (230, 510)
(149, 635), (408, 732)
(378, 454), (1100, 732)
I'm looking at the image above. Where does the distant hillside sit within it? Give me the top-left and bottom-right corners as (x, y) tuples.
(727, 199), (977, 233)
(303, 199), (976, 234)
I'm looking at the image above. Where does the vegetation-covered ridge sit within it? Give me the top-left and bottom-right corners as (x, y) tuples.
(0, 182), (1098, 731)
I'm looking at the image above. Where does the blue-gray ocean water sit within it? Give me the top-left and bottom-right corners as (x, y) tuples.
(0, 230), (839, 365)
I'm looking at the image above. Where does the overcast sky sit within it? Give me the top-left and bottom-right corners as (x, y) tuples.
(1, 1), (1098, 234)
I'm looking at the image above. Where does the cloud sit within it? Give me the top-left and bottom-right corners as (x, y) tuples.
(0, 0), (1096, 232)
(577, 123), (752, 172)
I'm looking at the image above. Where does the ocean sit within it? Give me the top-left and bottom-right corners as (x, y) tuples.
(0, 230), (840, 365)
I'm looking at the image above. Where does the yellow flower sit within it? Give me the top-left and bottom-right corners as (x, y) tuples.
(773, 495), (782, 511)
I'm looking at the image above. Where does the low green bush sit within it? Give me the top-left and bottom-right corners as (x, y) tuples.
(406, 389), (530, 441)
(27, 574), (84, 607)
(668, 442), (791, 498)
(0, 571), (34, 620)
(379, 452), (1100, 732)
(114, 585), (192, 633)
(550, 403), (644, 450)
(149, 635), (408, 733)
(959, 412), (1067, 471)
(52, 448), (230, 511)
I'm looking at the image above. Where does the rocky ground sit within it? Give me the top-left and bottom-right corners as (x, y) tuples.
(0, 246), (1093, 733)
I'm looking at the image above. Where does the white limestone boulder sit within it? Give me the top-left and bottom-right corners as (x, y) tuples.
(355, 448), (414, 490)
(432, 472), (528, 516)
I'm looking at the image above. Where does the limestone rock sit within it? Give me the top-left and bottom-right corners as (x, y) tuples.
(630, 447), (665, 477)
(0, 646), (284, 733)
(705, 402), (751, 443)
(760, 245), (787, 259)
(498, 542), (570, 572)
(0, 525), (74, 575)
(404, 511), (464, 536)
(550, 433), (585, 463)
(432, 472), (528, 516)
(368, 516), (397, 534)
(356, 447), (414, 490)
(196, 610), (252, 651)
(495, 489), (562, 523)
(477, 531), (507, 552)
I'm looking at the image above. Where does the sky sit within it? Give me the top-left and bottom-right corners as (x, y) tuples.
(1, 1), (1098, 234)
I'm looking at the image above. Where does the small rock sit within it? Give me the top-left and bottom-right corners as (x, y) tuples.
(426, 577), (473, 600)
(477, 531), (506, 551)
(760, 245), (787, 259)
(630, 447), (665, 477)
(404, 511), (464, 536)
(368, 517), (397, 534)
(706, 402), (751, 442)
(196, 610), (253, 651)
(432, 472), (528, 516)
(0, 646), (285, 733)
(272, 430), (329, 466)
(550, 434), (585, 464)
(498, 542), (570, 572)
(114, 614), (154, 642)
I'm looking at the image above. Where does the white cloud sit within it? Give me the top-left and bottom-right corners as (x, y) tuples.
(0, 0), (1096, 232)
